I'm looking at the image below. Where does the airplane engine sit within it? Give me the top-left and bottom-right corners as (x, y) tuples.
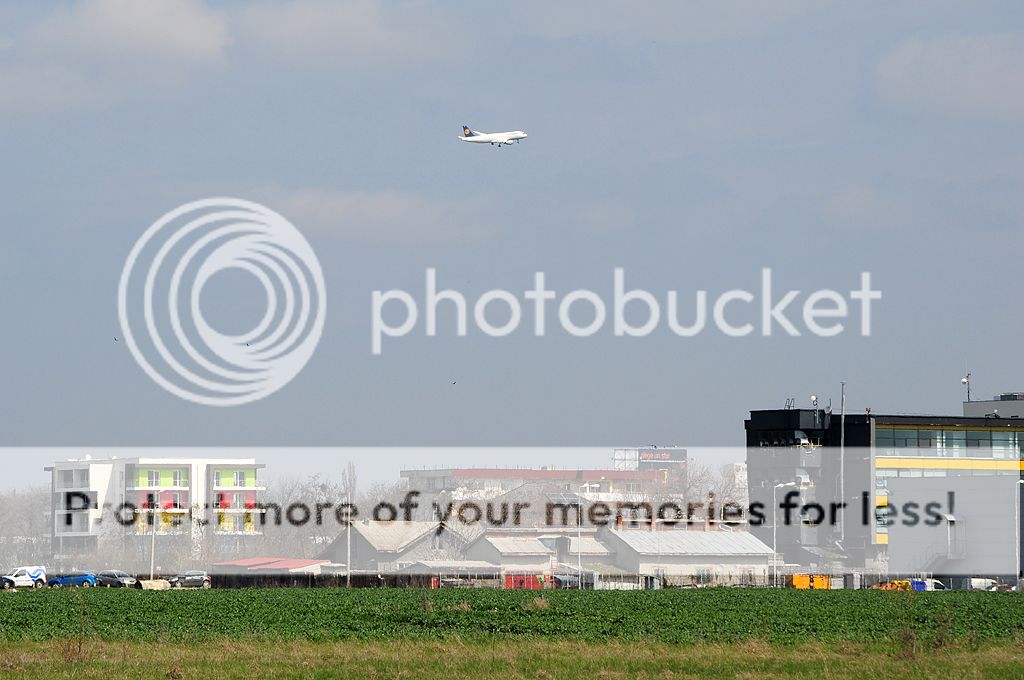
(504, 140), (515, 145)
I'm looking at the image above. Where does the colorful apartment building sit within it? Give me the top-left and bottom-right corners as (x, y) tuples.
(46, 456), (265, 558)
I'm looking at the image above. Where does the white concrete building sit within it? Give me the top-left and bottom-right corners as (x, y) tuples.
(463, 535), (555, 575)
(599, 528), (773, 586)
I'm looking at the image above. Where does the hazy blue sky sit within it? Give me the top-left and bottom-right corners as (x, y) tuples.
(1, 1), (1022, 471)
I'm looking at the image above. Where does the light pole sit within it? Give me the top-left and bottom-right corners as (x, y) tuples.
(773, 482), (796, 588)
(840, 381), (846, 545)
(346, 489), (352, 589)
(144, 489), (161, 582)
(577, 484), (587, 590)
(1016, 479), (1024, 590)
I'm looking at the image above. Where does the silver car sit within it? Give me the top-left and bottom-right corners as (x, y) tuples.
(96, 570), (139, 588)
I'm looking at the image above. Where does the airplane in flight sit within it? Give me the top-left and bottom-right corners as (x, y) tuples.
(458, 125), (528, 147)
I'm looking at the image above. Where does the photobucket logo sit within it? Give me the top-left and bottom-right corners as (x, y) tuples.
(118, 198), (326, 406)
(371, 269), (880, 354)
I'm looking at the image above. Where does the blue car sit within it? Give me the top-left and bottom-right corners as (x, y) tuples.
(47, 571), (97, 588)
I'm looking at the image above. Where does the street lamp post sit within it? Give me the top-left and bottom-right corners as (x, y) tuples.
(577, 484), (587, 590)
(1016, 479), (1024, 590)
(773, 482), (797, 588)
(346, 490), (352, 589)
(840, 381), (846, 545)
(147, 489), (161, 581)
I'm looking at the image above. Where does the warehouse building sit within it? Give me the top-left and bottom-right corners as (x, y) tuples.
(463, 535), (555, 574)
(319, 520), (476, 572)
(598, 527), (774, 587)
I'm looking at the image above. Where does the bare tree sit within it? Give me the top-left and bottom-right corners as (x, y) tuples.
(258, 476), (308, 557)
(357, 479), (410, 517)
(0, 487), (51, 567)
(711, 464), (747, 505)
(683, 462), (715, 501)
(673, 462), (746, 504)
(639, 462), (748, 528)
(340, 461), (357, 502)
(253, 474), (355, 559)
(302, 474), (345, 552)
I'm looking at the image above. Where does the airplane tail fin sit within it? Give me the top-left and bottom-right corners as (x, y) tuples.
(462, 125), (478, 137)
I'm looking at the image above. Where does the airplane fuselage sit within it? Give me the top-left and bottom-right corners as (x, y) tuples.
(459, 129), (528, 146)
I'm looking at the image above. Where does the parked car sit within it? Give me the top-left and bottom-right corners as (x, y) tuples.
(96, 570), (139, 588)
(47, 571), (97, 588)
(970, 577), (999, 591)
(553, 574), (581, 589)
(168, 570), (212, 589)
(0, 566), (47, 590)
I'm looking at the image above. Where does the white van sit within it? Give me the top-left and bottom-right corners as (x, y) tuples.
(0, 566), (47, 590)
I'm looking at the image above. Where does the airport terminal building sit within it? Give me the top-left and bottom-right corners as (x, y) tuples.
(745, 401), (1024, 585)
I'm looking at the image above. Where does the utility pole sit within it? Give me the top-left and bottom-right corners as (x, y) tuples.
(840, 381), (846, 545)
(577, 485), (584, 590)
(1016, 480), (1023, 590)
(773, 482), (796, 588)
(346, 490), (352, 589)
(149, 490), (160, 581)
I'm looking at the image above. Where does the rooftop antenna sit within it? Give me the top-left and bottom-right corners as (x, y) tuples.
(962, 373), (971, 402)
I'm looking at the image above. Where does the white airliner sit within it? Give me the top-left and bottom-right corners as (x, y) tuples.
(458, 125), (528, 146)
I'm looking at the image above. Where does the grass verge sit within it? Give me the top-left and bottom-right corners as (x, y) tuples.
(2, 639), (1024, 679)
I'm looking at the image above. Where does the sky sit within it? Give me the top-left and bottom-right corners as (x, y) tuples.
(1, 1), (1023, 486)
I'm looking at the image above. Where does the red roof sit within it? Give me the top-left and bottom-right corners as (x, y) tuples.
(213, 556), (281, 568)
(249, 559), (329, 571)
(213, 556), (330, 571)
(450, 468), (659, 480)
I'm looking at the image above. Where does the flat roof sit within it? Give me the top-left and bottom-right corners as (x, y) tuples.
(747, 409), (1024, 429)
(47, 458), (263, 466)
(401, 468), (660, 480)
(874, 414), (1024, 428)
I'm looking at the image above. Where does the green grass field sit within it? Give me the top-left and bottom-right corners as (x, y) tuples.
(2, 588), (1023, 643)
(2, 589), (1023, 678)
(4, 639), (1024, 679)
